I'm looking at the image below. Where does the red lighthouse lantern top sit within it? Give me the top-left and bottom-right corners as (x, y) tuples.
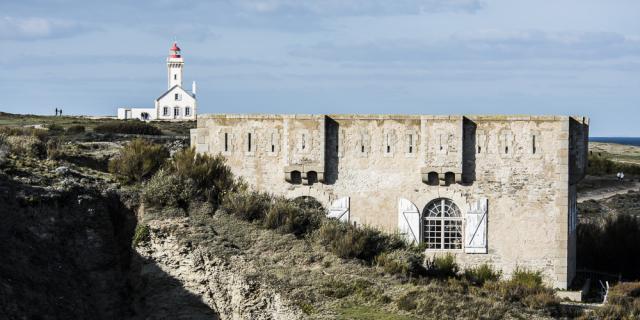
(170, 42), (181, 58)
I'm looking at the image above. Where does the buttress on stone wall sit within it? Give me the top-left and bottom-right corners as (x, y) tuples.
(191, 114), (589, 289)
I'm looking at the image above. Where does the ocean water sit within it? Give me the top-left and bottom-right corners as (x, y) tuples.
(590, 137), (640, 146)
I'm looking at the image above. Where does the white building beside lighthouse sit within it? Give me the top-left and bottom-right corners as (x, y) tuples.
(117, 42), (197, 121)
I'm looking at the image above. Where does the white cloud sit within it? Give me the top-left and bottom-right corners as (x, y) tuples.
(0, 16), (91, 40)
(231, 0), (484, 16)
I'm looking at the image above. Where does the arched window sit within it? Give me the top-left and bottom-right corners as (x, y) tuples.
(423, 198), (463, 250)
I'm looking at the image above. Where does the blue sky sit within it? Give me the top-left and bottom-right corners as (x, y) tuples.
(1, 1), (639, 136)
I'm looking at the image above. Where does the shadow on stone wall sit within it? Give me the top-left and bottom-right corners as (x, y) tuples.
(324, 116), (340, 185)
(0, 176), (218, 320)
(462, 117), (477, 185)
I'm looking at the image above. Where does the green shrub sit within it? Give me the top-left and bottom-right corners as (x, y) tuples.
(221, 190), (272, 222)
(425, 253), (459, 278)
(132, 224), (150, 247)
(321, 279), (354, 298)
(317, 220), (405, 263)
(5, 135), (46, 158)
(264, 198), (324, 237)
(108, 138), (169, 184)
(396, 291), (420, 311)
(46, 137), (63, 160)
(485, 267), (559, 309)
(375, 249), (426, 278)
(142, 169), (197, 209)
(593, 282), (640, 320)
(168, 147), (236, 205)
(0, 134), (8, 166)
(95, 121), (162, 135)
(47, 123), (64, 132)
(587, 155), (640, 176)
(66, 125), (85, 134)
(463, 264), (502, 286)
(0, 126), (48, 141)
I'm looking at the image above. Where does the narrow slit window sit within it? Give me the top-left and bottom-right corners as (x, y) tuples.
(532, 135), (537, 154)
(174, 74), (177, 80)
(478, 146), (482, 153)
(224, 133), (228, 152)
(505, 146), (509, 154)
(386, 133), (391, 153)
(301, 134), (306, 150)
(248, 133), (252, 152)
(361, 145), (365, 153)
(270, 133), (275, 153)
(408, 134), (413, 153)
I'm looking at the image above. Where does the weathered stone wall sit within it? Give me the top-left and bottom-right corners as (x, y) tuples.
(191, 114), (589, 289)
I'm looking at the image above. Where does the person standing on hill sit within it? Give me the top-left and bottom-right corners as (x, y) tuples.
(621, 172), (625, 182)
(55, 108), (58, 116)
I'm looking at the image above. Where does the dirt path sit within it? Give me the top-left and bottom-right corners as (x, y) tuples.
(578, 182), (640, 203)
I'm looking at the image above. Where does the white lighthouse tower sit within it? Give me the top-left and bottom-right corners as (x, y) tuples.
(117, 42), (197, 121)
(167, 43), (184, 89)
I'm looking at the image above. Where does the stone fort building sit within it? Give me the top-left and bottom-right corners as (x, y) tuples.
(190, 114), (589, 289)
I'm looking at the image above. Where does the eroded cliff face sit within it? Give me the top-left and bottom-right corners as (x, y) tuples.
(134, 218), (302, 320)
(0, 175), (138, 319)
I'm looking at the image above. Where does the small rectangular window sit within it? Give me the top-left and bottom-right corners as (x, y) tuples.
(478, 146), (481, 153)
(224, 133), (228, 152)
(248, 133), (252, 152)
(163, 107), (169, 116)
(174, 108), (179, 116)
(301, 134), (306, 150)
(385, 134), (391, 153)
(408, 134), (413, 153)
(174, 74), (177, 80)
(532, 135), (537, 154)
(185, 107), (190, 116)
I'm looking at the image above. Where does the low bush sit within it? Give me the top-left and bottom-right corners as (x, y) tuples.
(587, 155), (640, 176)
(5, 135), (46, 158)
(592, 282), (640, 320)
(142, 169), (197, 209)
(46, 137), (63, 160)
(425, 253), (459, 278)
(132, 224), (150, 247)
(317, 220), (405, 263)
(168, 147), (236, 205)
(0, 134), (8, 166)
(375, 249), (426, 278)
(0, 126), (48, 141)
(66, 125), (85, 134)
(47, 123), (64, 132)
(321, 279), (355, 298)
(485, 267), (559, 309)
(396, 291), (420, 311)
(108, 138), (169, 184)
(264, 197), (324, 237)
(463, 264), (502, 286)
(221, 190), (272, 222)
(94, 121), (162, 135)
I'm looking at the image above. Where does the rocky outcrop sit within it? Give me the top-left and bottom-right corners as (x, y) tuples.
(135, 218), (302, 320)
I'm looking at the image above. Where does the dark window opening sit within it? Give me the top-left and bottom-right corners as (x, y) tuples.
(302, 134), (306, 150)
(248, 133), (252, 152)
(174, 74), (177, 80)
(427, 172), (439, 186)
(387, 145), (391, 153)
(444, 172), (456, 185)
(307, 171), (318, 184)
(271, 145), (275, 152)
(532, 135), (537, 154)
(478, 146), (482, 153)
(409, 146), (413, 153)
(224, 133), (228, 152)
(505, 146), (509, 154)
(290, 171), (302, 184)
(361, 145), (365, 153)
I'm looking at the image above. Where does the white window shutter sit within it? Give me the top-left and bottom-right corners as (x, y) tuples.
(327, 197), (350, 222)
(398, 198), (420, 245)
(465, 198), (488, 253)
